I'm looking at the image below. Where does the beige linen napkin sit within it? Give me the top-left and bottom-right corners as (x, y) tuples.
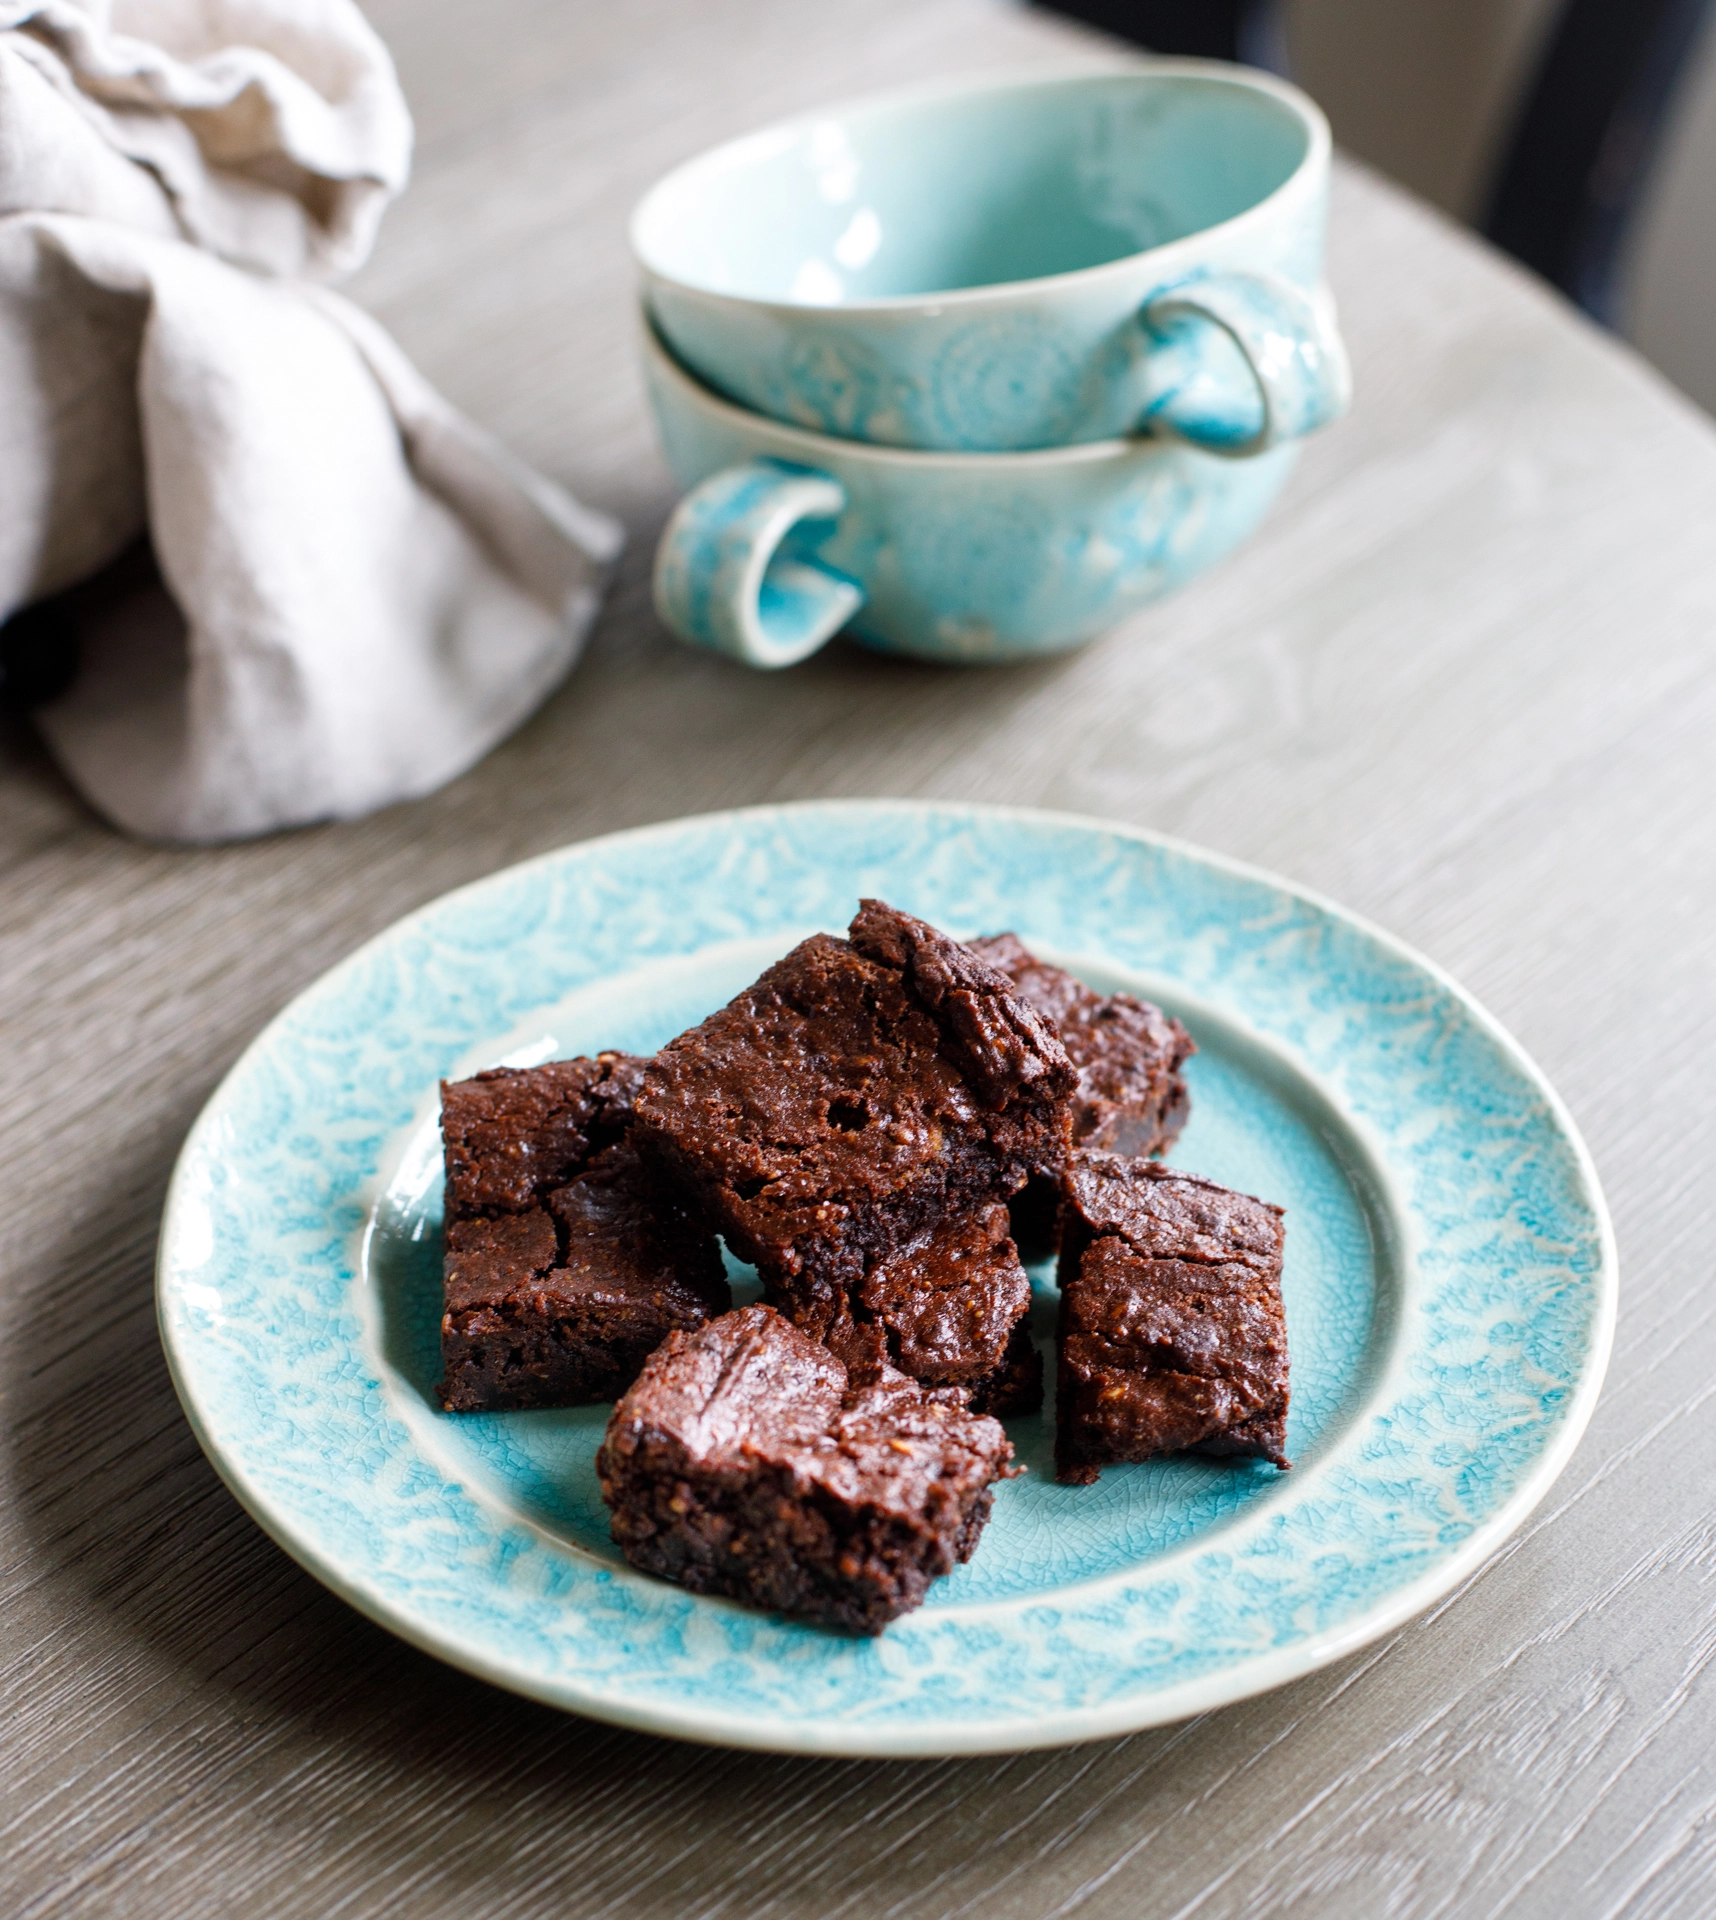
(0, 0), (621, 842)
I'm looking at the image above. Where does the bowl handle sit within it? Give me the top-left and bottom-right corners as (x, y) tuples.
(1139, 271), (1351, 457)
(652, 458), (865, 668)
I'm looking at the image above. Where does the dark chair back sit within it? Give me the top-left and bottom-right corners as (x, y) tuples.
(1040, 0), (1282, 68)
(1483, 0), (1714, 322)
(1037, 0), (1715, 323)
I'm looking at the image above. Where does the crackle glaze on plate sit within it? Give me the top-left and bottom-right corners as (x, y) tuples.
(157, 802), (1615, 1755)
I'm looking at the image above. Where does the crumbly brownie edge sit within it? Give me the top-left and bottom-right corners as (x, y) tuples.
(439, 1141), (729, 1414)
(442, 1297), (699, 1412)
(600, 1431), (975, 1634)
(597, 1308), (1014, 1632)
(635, 1119), (1031, 1295)
(1053, 1304), (1290, 1480)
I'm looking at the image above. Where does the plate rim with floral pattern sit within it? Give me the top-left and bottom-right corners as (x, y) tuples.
(156, 800), (1616, 1756)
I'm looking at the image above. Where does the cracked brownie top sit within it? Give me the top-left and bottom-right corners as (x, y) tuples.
(632, 900), (1075, 1287)
(440, 1052), (648, 1218)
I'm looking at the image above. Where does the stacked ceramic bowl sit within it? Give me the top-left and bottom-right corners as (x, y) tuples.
(632, 63), (1351, 668)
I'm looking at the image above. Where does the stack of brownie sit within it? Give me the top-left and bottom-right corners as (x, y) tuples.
(972, 934), (1289, 1483)
(627, 901), (1076, 1415)
(435, 899), (1291, 1634)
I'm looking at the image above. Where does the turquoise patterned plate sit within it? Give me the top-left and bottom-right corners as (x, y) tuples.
(157, 802), (1614, 1755)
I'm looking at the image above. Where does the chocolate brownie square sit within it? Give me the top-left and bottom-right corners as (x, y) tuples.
(1055, 1152), (1289, 1483)
(441, 1052), (648, 1219)
(596, 1304), (1016, 1632)
(855, 1200), (1032, 1383)
(972, 934), (1195, 1254)
(971, 934), (1194, 1156)
(783, 1198), (1031, 1382)
(632, 900), (1075, 1301)
(796, 1202), (1046, 1416)
(827, 1304), (1045, 1422)
(439, 1141), (730, 1412)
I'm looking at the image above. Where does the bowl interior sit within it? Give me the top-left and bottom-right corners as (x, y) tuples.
(635, 72), (1310, 306)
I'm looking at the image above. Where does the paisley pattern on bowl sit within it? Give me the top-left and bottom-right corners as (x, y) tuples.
(636, 65), (1347, 452)
(645, 328), (1298, 667)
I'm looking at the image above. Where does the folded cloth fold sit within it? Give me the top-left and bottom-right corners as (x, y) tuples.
(0, 0), (415, 277)
(0, 1), (622, 843)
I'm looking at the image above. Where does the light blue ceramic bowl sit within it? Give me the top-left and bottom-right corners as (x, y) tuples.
(645, 317), (1298, 666)
(633, 64), (1348, 455)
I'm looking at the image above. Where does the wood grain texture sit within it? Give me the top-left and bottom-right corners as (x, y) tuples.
(4, 1), (1716, 1914)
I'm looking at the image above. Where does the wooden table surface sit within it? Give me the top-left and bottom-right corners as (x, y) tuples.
(6, 2), (1716, 1914)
